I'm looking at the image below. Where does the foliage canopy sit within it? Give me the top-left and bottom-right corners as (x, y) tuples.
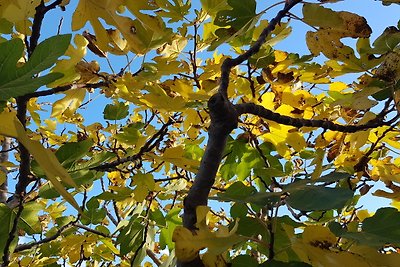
(1, 0), (400, 266)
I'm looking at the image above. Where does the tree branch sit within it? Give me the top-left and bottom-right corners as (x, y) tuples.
(235, 102), (394, 133)
(22, 81), (109, 99)
(28, 0), (63, 57)
(91, 116), (176, 172)
(14, 220), (75, 253)
(0, 138), (10, 203)
(15, 97), (31, 197)
(218, 0), (302, 99)
(179, 1), (303, 266)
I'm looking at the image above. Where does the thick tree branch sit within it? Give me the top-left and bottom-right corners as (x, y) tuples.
(235, 102), (394, 133)
(15, 97), (31, 197)
(179, 1), (303, 266)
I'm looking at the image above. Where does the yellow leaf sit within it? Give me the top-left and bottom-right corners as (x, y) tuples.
(356, 209), (370, 222)
(158, 34), (188, 59)
(1, 0), (38, 34)
(329, 81), (348, 92)
(27, 98), (42, 126)
(51, 88), (86, 119)
(106, 28), (129, 54)
(49, 34), (89, 87)
(302, 225), (336, 245)
(72, 0), (173, 55)
(140, 84), (186, 111)
(0, 171), (6, 185)
(262, 120), (306, 158)
(311, 149), (324, 180)
(305, 7), (371, 67)
(202, 252), (227, 267)
(0, 111), (80, 212)
(274, 50), (288, 62)
(132, 172), (155, 202)
(293, 225), (370, 267)
(75, 60), (100, 83)
(107, 171), (126, 186)
(260, 92), (276, 111)
(349, 245), (400, 267)
(173, 206), (245, 263)
(158, 146), (200, 171)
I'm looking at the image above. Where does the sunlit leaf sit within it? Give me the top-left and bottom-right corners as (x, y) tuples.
(0, 111), (80, 211)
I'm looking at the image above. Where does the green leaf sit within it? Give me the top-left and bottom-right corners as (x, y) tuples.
(149, 209), (166, 227)
(261, 260), (312, 267)
(56, 139), (94, 168)
(214, 0), (256, 29)
(115, 123), (144, 145)
(302, 3), (343, 28)
(230, 203), (248, 218)
(116, 216), (145, 254)
(68, 151), (115, 172)
(236, 148), (263, 181)
(210, 0), (259, 50)
(81, 197), (107, 225)
(372, 26), (400, 54)
(155, 0), (191, 23)
(96, 187), (134, 201)
(0, 18), (13, 34)
(200, 0), (229, 17)
(55, 216), (75, 227)
(18, 202), (44, 234)
(231, 255), (258, 267)
(0, 204), (15, 258)
(362, 207), (400, 245)
(236, 217), (268, 238)
(103, 101), (129, 120)
(286, 185), (354, 211)
(218, 181), (257, 200)
(39, 183), (61, 199)
(160, 208), (181, 250)
(244, 191), (281, 207)
(0, 34), (71, 100)
(330, 208), (400, 248)
(70, 169), (100, 186)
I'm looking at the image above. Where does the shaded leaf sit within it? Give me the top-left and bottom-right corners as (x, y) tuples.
(286, 185), (353, 211)
(103, 101), (129, 120)
(0, 35), (71, 100)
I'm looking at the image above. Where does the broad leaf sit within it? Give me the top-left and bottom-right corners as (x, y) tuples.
(0, 111), (80, 212)
(0, 34), (71, 100)
(103, 101), (129, 120)
(0, 204), (15, 258)
(286, 185), (354, 211)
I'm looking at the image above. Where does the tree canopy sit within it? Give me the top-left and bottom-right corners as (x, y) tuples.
(1, 0), (400, 266)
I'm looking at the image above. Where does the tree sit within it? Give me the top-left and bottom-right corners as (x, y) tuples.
(0, 0), (400, 266)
